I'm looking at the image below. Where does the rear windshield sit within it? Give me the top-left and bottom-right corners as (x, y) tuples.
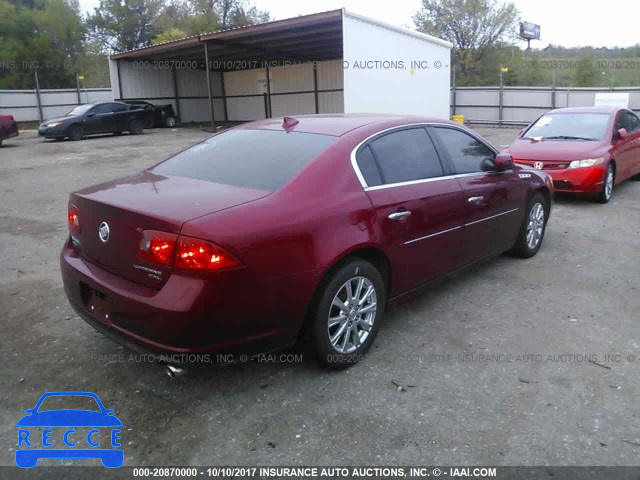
(522, 113), (611, 141)
(153, 129), (337, 191)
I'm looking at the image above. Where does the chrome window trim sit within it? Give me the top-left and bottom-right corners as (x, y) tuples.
(464, 208), (519, 227)
(404, 226), (462, 245)
(350, 122), (499, 191)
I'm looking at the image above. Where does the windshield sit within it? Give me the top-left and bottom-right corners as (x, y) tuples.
(522, 113), (611, 141)
(67, 104), (94, 116)
(37, 395), (101, 412)
(153, 129), (337, 191)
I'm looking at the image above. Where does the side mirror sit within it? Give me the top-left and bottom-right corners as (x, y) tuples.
(493, 152), (514, 171)
(616, 128), (629, 140)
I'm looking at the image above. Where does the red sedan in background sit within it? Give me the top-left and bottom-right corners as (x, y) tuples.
(61, 114), (552, 369)
(0, 114), (19, 146)
(507, 106), (640, 203)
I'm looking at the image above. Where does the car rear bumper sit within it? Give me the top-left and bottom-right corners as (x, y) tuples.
(60, 240), (311, 358)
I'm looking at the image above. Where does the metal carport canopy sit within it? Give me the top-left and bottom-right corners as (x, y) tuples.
(111, 10), (344, 128)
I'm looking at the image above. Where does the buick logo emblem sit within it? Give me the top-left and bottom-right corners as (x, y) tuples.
(98, 222), (110, 243)
(534, 162), (544, 170)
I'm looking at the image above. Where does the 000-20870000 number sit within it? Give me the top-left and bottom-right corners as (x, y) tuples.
(132, 467), (198, 476)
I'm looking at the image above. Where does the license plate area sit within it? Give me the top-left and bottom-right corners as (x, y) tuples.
(79, 282), (111, 321)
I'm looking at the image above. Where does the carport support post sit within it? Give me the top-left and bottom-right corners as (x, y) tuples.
(204, 43), (216, 131)
(34, 70), (43, 123)
(265, 62), (272, 118)
(313, 61), (319, 114)
(498, 70), (504, 126)
(172, 66), (181, 123)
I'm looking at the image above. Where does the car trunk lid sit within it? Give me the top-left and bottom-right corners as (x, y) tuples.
(70, 171), (270, 288)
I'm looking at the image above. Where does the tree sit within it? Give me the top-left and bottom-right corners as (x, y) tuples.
(573, 51), (598, 87)
(0, 0), (85, 88)
(87, 0), (165, 53)
(152, 27), (187, 44)
(414, 0), (519, 80)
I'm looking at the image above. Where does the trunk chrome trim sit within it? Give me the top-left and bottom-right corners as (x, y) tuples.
(464, 208), (519, 226)
(404, 226), (462, 245)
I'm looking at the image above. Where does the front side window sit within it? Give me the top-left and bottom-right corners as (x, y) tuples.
(433, 127), (495, 174)
(91, 104), (112, 115)
(365, 128), (444, 185)
(617, 111), (640, 133)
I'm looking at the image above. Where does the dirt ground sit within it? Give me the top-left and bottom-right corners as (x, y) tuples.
(1, 125), (639, 474)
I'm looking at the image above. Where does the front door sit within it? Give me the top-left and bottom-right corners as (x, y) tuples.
(430, 126), (526, 263)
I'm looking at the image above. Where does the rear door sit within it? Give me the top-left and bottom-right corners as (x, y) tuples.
(110, 103), (130, 132)
(355, 126), (466, 293)
(430, 126), (526, 263)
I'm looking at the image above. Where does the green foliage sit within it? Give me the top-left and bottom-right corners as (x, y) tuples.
(0, 0), (85, 88)
(152, 27), (188, 45)
(414, 0), (520, 77)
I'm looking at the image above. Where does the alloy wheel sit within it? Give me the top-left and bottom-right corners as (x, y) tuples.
(327, 276), (377, 354)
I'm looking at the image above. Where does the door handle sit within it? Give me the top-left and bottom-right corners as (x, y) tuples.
(468, 195), (484, 204)
(388, 211), (412, 220)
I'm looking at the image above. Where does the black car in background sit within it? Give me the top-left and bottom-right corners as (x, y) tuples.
(38, 102), (147, 141)
(123, 100), (177, 128)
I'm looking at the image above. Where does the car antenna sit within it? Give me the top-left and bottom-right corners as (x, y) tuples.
(282, 116), (299, 131)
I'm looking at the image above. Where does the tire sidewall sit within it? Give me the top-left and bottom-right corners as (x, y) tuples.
(515, 193), (547, 258)
(601, 164), (614, 203)
(165, 116), (176, 127)
(129, 120), (143, 135)
(310, 259), (386, 369)
(68, 125), (83, 141)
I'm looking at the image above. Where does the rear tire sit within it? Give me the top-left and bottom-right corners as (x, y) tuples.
(510, 192), (548, 258)
(595, 164), (614, 203)
(128, 119), (144, 135)
(67, 124), (84, 141)
(165, 116), (176, 128)
(307, 259), (385, 369)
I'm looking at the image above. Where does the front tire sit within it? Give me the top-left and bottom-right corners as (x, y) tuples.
(67, 124), (84, 141)
(595, 164), (614, 203)
(165, 116), (176, 128)
(511, 192), (548, 258)
(128, 119), (144, 135)
(308, 259), (385, 369)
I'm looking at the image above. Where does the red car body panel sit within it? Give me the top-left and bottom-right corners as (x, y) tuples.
(61, 115), (552, 357)
(508, 106), (640, 194)
(0, 114), (19, 143)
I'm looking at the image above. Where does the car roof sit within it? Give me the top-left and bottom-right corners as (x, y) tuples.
(546, 106), (620, 115)
(239, 113), (458, 137)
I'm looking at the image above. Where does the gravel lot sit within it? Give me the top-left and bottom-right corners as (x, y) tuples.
(1, 126), (639, 472)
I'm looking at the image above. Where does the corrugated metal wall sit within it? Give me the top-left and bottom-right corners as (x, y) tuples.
(452, 86), (640, 124)
(112, 59), (344, 123)
(0, 88), (113, 122)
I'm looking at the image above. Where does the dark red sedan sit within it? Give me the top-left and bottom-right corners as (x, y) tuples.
(507, 106), (640, 203)
(0, 114), (19, 146)
(61, 115), (553, 369)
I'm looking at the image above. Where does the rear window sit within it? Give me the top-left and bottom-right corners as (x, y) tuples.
(153, 129), (337, 191)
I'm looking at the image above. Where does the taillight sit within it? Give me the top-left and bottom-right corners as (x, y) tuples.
(138, 230), (177, 266)
(137, 230), (241, 271)
(68, 203), (80, 234)
(174, 236), (241, 270)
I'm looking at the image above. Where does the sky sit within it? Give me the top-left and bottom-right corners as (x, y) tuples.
(77, 0), (640, 49)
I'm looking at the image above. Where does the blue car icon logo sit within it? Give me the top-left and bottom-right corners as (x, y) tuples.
(15, 391), (123, 468)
